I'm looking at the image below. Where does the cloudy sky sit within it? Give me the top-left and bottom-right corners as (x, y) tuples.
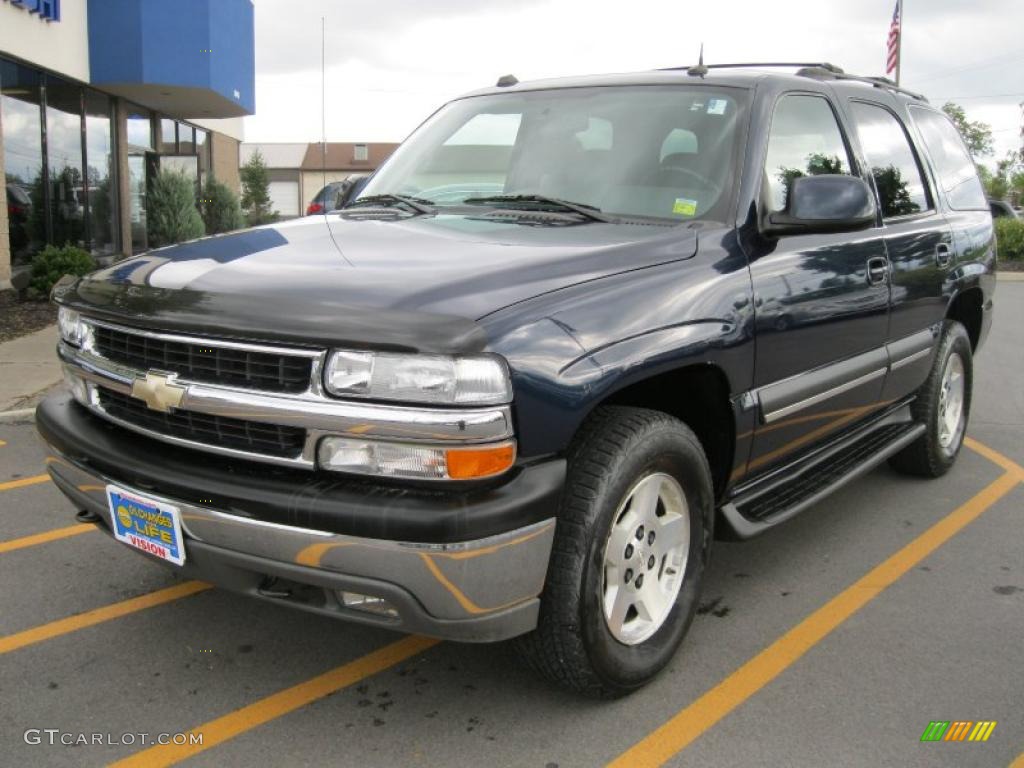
(244, 0), (1023, 166)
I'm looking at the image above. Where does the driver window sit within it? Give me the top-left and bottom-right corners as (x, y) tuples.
(764, 95), (853, 212)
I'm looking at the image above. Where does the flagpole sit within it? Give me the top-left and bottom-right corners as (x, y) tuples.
(895, 0), (903, 86)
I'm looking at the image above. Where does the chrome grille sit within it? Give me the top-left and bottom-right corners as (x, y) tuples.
(97, 388), (306, 459)
(94, 325), (313, 393)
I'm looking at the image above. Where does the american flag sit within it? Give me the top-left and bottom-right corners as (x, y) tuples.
(886, 1), (901, 76)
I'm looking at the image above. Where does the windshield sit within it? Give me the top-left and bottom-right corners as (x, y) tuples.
(358, 85), (746, 222)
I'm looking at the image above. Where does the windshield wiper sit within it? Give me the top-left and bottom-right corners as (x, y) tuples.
(462, 194), (615, 223)
(347, 193), (435, 215)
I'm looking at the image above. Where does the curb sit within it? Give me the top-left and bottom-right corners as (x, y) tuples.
(996, 271), (1024, 282)
(0, 407), (37, 423)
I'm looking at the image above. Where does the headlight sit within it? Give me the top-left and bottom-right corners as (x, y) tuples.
(318, 436), (516, 480)
(323, 350), (512, 405)
(58, 307), (84, 347)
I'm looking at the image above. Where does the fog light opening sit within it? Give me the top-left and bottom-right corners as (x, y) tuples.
(339, 591), (399, 618)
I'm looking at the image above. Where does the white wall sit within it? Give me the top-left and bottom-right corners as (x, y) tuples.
(0, 0), (90, 82)
(192, 117), (245, 142)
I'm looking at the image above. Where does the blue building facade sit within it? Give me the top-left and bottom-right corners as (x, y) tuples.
(0, 0), (255, 289)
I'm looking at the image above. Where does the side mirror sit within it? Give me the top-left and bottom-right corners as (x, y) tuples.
(764, 175), (876, 236)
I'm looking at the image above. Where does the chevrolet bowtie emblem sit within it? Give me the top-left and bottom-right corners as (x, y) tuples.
(131, 372), (187, 413)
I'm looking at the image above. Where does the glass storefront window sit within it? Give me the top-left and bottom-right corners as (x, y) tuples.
(196, 128), (210, 187)
(84, 90), (116, 255)
(159, 118), (176, 154)
(44, 76), (86, 250)
(178, 124), (195, 154)
(1, 59), (44, 265)
(126, 107), (153, 152)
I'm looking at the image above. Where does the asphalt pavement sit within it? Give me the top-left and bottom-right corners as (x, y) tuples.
(0, 285), (1021, 768)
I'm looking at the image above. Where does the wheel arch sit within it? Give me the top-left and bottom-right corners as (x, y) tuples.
(946, 286), (984, 351)
(592, 363), (737, 501)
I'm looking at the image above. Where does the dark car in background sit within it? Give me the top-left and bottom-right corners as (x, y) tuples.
(6, 181), (32, 255)
(40, 63), (993, 696)
(306, 175), (368, 215)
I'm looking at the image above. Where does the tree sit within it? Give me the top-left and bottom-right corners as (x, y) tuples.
(147, 168), (205, 247)
(201, 178), (244, 234)
(941, 102), (994, 157)
(240, 149), (277, 226)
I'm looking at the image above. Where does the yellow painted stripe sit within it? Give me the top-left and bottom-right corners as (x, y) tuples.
(0, 438), (7, 446)
(965, 437), (1024, 479)
(982, 720), (997, 742)
(0, 474), (51, 492)
(608, 470), (1020, 768)
(0, 581), (210, 655)
(110, 634), (440, 768)
(0, 523), (96, 554)
(969, 721), (985, 741)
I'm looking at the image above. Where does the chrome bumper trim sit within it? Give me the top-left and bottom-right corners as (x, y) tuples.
(47, 455), (555, 623)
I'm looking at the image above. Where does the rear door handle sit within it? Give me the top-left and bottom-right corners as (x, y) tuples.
(935, 243), (952, 267)
(866, 256), (889, 285)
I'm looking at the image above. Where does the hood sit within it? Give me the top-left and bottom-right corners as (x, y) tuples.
(59, 214), (697, 354)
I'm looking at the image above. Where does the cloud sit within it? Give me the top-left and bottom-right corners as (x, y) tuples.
(245, 0), (1023, 163)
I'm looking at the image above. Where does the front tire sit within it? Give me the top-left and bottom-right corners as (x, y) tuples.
(515, 406), (713, 697)
(889, 320), (972, 477)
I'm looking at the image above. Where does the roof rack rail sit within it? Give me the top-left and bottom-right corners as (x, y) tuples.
(795, 67), (928, 102)
(659, 62), (845, 73)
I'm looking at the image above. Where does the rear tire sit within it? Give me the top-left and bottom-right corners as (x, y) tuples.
(515, 406), (713, 697)
(889, 320), (972, 478)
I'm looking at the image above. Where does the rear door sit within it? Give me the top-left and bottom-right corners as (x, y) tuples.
(745, 92), (891, 478)
(844, 98), (951, 400)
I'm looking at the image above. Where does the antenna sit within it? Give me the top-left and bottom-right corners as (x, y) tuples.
(687, 43), (708, 77)
(320, 15), (327, 210)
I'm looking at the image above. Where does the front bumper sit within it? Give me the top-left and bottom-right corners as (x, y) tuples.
(38, 393), (563, 642)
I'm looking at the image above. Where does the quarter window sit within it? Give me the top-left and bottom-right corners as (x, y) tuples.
(909, 107), (987, 211)
(849, 102), (929, 218)
(764, 95), (853, 212)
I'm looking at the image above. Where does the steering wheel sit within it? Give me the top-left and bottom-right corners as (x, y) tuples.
(661, 166), (723, 199)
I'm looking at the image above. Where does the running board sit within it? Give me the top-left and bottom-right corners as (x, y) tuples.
(720, 419), (925, 539)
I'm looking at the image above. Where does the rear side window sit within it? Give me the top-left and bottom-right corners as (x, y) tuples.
(909, 107), (986, 211)
(764, 94), (853, 212)
(849, 102), (929, 218)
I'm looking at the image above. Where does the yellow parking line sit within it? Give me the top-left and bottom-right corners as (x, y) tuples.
(0, 581), (211, 655)
(0, 439), (7, 447)
(0, 523), (96, 554)
(608, 469), (1021, 768)
(965, 437), (1024, 480)
(110, 634), (440, 768)
(0, 474), (51, 492)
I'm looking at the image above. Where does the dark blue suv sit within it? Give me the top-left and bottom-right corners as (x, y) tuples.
(41, 63), (994, 696)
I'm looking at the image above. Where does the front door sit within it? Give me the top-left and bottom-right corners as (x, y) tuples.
(744, 92), (891, 480)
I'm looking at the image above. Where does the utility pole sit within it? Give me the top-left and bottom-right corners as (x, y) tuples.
(895, 0), (903, 86)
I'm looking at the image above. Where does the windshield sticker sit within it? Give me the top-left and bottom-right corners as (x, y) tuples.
(673, 198), (698, 216)
(706, 99), (728, 116)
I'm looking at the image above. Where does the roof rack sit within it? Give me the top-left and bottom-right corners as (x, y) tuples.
(657, 61), (928, 102)
(795, 67), (928, 102)
(660, 62), (845, 74)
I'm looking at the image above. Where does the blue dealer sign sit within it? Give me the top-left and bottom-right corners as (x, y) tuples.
(4, 0), (60, 22)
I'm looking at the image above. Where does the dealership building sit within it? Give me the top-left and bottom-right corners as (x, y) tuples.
(0, 0), (255, 291)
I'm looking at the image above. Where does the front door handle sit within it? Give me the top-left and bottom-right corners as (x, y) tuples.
(936, 242), (952, 267)
(866, 256), (889, 285)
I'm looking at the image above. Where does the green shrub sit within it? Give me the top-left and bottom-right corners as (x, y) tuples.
(29, 244), (95, 298)
(995, 217), (1024, 262)
(240, 149), (278, 226)
(201, 178), (244, 234)
(148, 169), (206, 247)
